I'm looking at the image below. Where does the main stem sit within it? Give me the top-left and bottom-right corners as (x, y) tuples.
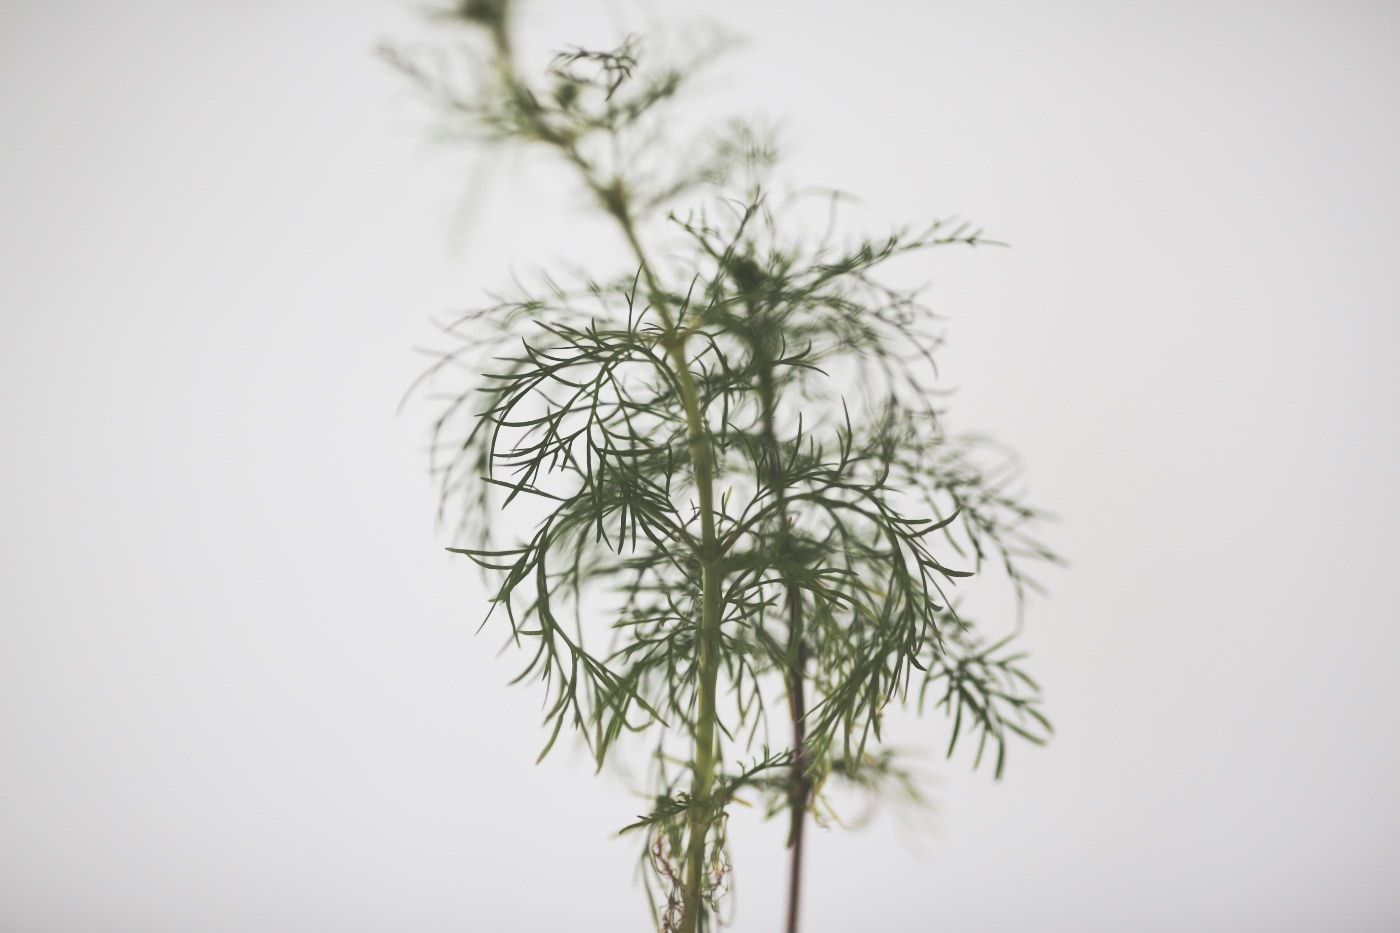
(488, 27), (724, 927)
(619, 223), (723, 933)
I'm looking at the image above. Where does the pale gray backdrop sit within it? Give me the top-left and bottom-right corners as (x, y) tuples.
(2, 1), (1398, 930)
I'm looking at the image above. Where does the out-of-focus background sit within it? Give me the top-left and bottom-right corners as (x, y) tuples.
(3, 1), (1398, 930)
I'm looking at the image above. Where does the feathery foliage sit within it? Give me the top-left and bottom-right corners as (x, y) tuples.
(389, 4), (1055, 930)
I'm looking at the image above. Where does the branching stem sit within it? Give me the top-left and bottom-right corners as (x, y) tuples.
(483, 26), (731, 927)
(617, 216), (723, 933)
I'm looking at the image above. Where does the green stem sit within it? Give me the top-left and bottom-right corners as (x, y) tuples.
(619, 222), (722, 933)
(488, 25), (723, 926)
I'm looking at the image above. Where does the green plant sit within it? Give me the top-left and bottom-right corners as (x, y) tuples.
(389, 3), (1055, 930)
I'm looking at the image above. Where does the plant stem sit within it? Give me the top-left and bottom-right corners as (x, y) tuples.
(618, 222), (723, 933)
(784, 635), (809, 933)
(753, 343), (811, 933)
(487, 24), (725, 925)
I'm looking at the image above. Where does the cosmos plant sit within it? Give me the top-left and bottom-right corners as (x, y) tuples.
(389, 3), (1056, 930)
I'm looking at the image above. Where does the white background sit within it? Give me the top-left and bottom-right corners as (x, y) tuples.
(3, 1), (1398, 930)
